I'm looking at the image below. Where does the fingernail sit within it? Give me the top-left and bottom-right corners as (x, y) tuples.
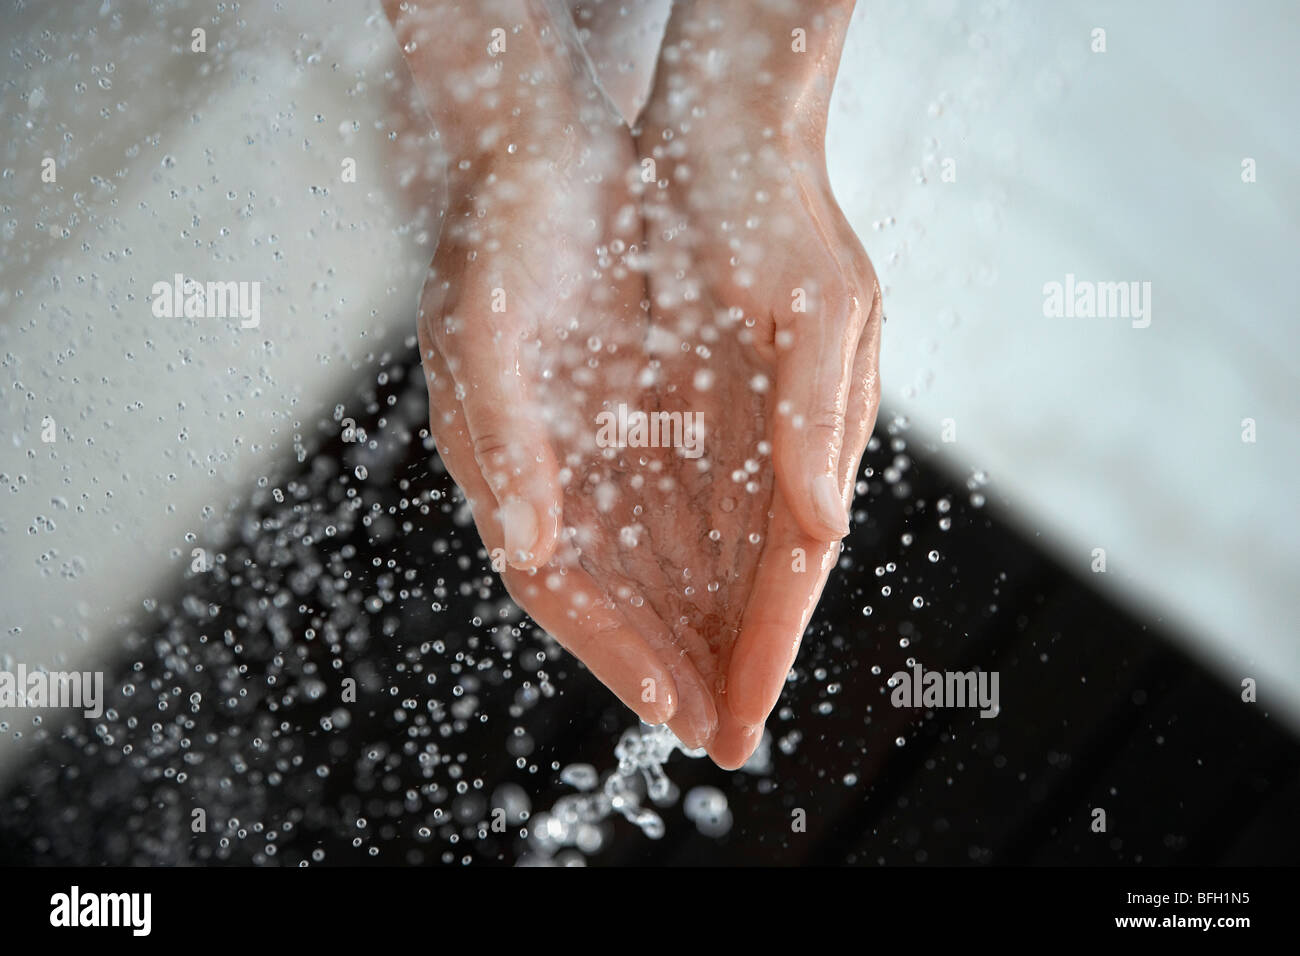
(812, 473), (849, 537)
(501, 497), (539, 564)
(675, 671), (718, 750)
(647, 683), (677, 726)
(690, 708), (718, 751)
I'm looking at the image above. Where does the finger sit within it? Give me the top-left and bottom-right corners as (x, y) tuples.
(611, 601), (718, 751)
(706, 693), (765, 770)
(419, 316), (495, 518)
(725, 307), (881, 729)
(770, 285), (860, 542)
(844, 284), (883, 466)
(546, 497), (720, 750)
(504, 565), (681, 727)
(427, 279), (563, 572)
(724, 488), (834, 728)
(815, 202), (883, 487)
(419, 330), (680, 727)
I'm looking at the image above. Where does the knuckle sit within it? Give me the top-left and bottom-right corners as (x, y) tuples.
(806, 404), (845, 444)
(471, 429), (514, 465)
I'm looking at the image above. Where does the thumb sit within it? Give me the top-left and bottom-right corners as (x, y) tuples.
(770, 302), (856, 541)
(433, 304), (562, 570)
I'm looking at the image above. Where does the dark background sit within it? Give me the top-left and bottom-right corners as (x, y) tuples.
(1, 352), (1295, 866)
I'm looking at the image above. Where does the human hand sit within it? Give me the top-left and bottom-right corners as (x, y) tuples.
(387, 0), (880, 771)
(388, 0), (700, 731)
(633, 0), (883, 761)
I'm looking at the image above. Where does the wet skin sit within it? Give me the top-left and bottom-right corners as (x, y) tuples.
(385, 0), (879, 768)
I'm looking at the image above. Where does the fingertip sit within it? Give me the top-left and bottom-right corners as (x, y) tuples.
(778, 469), (848, 542)
(811, 472), (851, 539)
(774, 421), (849, 542)
(707, 721), (764, 770)
(637, 687), (677, 727)
(494, 441), (562, 570)
(726, 679), (770, 730)
(665, 663), (719, 750)
(500, 497), (538, 565)
(726, 624), (788, 728)
(631, 662), (678, 727)
(499, 493), (560, 570)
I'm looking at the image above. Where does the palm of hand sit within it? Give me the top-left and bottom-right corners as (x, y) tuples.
(474, 134), (780, 765)
(542, 289), (779, 764)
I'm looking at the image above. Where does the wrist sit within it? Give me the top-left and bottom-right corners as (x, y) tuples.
(644, 0), (854, 148)
(388, 0), (588, 182)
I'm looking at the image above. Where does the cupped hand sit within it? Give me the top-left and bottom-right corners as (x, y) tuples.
(391, 0), (881, 770)
(388, 3), (689, 729)
(421, 109), (768, 761)
(633, 56), (884, 764)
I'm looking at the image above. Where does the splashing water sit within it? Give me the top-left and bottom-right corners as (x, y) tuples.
(521, 722), (756, 866)
(0, 0), (997, 867)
